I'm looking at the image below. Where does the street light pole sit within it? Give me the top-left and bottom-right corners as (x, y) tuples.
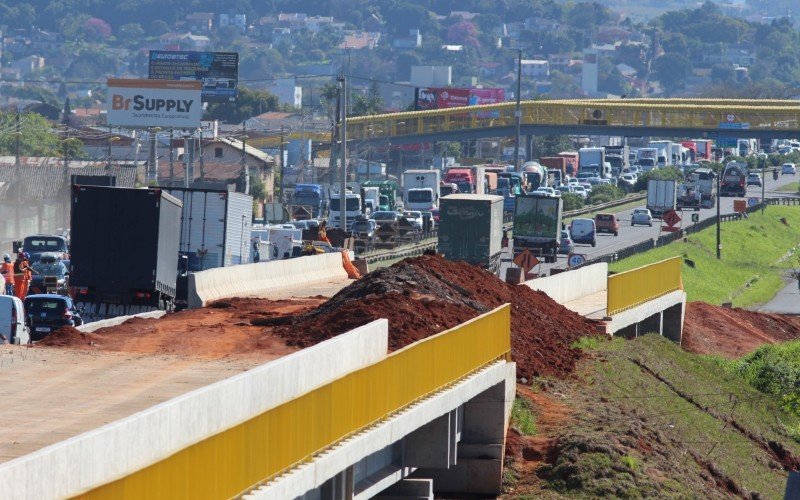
(761, 156), (766, 215)
(716, 170), (721, 260)
(514, 49), (522, 173)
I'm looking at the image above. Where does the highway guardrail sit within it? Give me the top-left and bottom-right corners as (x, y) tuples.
(563, 192), (646, 218)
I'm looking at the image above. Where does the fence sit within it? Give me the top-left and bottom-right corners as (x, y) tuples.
(607, 257), (683, 315)
(77, 305), (512, 500)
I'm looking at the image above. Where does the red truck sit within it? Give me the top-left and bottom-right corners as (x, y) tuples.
(681, 141), (698, 163)
(444, 168), (475, 194)
(539, 157), (568, 186)
(557, 152), (579, 177)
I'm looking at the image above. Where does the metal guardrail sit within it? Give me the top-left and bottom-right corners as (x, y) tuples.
(607, 257), (683, 316)
(363, 237), (438, 264)
(79, 305), (511, 499)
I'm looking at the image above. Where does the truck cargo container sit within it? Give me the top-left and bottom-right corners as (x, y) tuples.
(291, 184), (326, 218)
(513, 195), (563, 263)
(361, 180), (398, 211)
(437, 194), (504, 273)
(70, 186), (182, 321)
(646, 179), (677, 218)
(692, 139), (713, 160)
(578, 147), (611, 178)
(539, 157), (567, 181)
(637, 148), (658, 171)
(557, 152), (579, 177)
(162, 187), (252, 272)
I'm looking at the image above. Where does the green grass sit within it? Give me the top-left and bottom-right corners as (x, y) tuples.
(776, 181), (799, 193)
(541, 335), (800, 498)
(608, 205), (800, 307)
(511, 397), (538, 436)
(572, 336), (605, 350)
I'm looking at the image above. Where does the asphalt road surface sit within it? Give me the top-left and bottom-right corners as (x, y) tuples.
(537, 172), (799, 274)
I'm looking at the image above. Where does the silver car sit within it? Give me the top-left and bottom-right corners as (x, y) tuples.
(631, 208), (653, 227)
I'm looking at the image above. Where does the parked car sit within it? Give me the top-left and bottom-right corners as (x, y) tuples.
(24, 294), (83, 341)
(570, 218), (596, 247)
(747, 173), (762, 187)
(558, 230), (574, 254)
(594, 213), (620, 236)
(0, 295), (28, 344)
(782, 163), (797, 175)
(631, 208), (653, 227)
(28, 253), (69, 295)
(350, 218), (377, 242)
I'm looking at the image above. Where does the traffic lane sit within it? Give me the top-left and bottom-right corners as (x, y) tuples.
(541, 173), (798, 272)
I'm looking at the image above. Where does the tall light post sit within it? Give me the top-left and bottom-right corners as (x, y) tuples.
(107, 136), (120, 168)
(513, 48), (522, 172)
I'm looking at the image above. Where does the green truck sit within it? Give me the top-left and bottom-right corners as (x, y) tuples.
(513, 194), (562, 263)
(437, 194), (504, 273)
(361, 180), (398, 211)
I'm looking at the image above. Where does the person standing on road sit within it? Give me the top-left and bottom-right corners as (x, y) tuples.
(22, 252), (36, 297)
(318, 220), (331, 245)
(0, 254), (14, 295)
(13, 252), (34, 300)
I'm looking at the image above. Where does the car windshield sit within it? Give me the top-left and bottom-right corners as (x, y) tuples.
(330, 198), (360, 211)
(408, 190), (432, 202)
(634, 209), (648, 215)
(351, 221), (372, 232)
(25, 298), (66, 312)
(32, 262), (66, 278)
(24, 237), (66, 252)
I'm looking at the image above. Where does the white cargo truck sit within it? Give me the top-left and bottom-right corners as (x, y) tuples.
(402, 169), (441, 211)
(646, 179), (677, 219)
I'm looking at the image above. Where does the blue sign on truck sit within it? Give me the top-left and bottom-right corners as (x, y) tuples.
(148, 51), (239, 102)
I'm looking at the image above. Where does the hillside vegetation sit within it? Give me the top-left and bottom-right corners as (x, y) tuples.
(505, 335), (800, 498)
(609, 206), (800, 307)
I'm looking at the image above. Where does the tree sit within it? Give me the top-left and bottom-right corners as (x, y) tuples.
(0, 113), (62, 157)
(561, 193), (584, 211)
(351, 82), (384, 116)
(205, 88), (280, 124)
(119, 23), (144, 42)
(447, 21), (480, 48)
(533, 135), (573, 157)
(653, 53), (691, 94)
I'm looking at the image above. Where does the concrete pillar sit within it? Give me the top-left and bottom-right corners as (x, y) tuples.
(403, 412), (455, 469)
(373, 478), (433, 500)
(321, 467), (353, 500)
(662, 303), (684, 343)
(639, 312), (662, 336)
(616, 323), (638, 340)
(412, 382), (508, 495)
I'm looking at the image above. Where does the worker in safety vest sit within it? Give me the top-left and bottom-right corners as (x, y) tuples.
(0, 254), (14, 295)
(13, 252), (35, 300)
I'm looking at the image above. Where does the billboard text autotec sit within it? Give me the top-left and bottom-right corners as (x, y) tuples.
(148, 51), (239, 102)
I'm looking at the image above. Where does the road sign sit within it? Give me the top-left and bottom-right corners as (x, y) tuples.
(568, 253), (586, 267)
(662, 210), (681, 227)
(513, 249), (539, 274)
(733, 199), (747, 212)
(748, 197), (759, 207)
(691, 213), (699, 223)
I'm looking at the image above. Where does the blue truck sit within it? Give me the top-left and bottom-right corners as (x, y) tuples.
(292, 184), (327, 218)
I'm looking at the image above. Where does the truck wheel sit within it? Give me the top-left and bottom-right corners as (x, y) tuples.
(591, 241), (597, 247)
(648, 223), (653, 227)
(614, 231), (618, 236)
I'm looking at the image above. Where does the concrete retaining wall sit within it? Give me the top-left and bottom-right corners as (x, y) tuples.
(78, 311), (167, 333)
(524, 263), (608, 304)
(0, 320), (389, 500)
(188, 252), (348, 309)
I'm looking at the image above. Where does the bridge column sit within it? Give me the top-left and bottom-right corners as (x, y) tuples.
(320, 466), (354, 500)
(662, 303), (684, 343)
(403, 409), (459, 469)
(639, 312), (662, 336)
(411, 380), (511, 496)
(373, 479), (433, 500)
(526, 134), (534, 162)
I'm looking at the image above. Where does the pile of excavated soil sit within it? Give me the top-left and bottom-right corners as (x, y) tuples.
(274, 255), (601, 378)
(38, 298), (322, 360)
(682, 301), (800, 358)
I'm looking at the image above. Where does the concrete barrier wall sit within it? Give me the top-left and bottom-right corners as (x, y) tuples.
(523, 263), (608, 304)
(0, 320), (389, 499)
(78, 310), (167, 333)
(188, 253), (348, 309)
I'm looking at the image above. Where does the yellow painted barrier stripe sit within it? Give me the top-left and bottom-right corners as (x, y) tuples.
(75, 305), (511, 500)
(607, 257), (683, 316)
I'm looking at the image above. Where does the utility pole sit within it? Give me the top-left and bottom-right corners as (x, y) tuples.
(107, 125), (113, 168)
(279, 126), (285, 200)
(514, 49), (523, 172)
(183, 136), (190, 188)
(199, 128), (205, 182)
(761, 156), (766, 215)
(169, 128), (175, 186)
(148, 128), (159, 184)
(716, 170), (721, 260)
(15, 112), (21, 238)
(338, 74), (348, 231)
(242, 122), (250, 194)
(14, 113), (21, 168)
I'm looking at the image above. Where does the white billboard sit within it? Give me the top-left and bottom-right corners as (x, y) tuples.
(107, 79), (202, 128)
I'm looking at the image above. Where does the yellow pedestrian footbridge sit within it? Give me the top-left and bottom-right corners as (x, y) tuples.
(347, 98), (800, 143)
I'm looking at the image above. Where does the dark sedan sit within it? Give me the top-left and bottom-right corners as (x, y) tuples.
(24, 294), (83, 341)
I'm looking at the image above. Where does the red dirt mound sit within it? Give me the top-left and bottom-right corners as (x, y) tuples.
(274, 255), (601, 379)
(682, 301), (800, 358)
(38, 327), (104, 347)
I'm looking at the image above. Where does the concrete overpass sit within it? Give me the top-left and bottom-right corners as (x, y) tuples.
(346, 98), (800, 144)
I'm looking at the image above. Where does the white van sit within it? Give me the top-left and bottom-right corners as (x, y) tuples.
(570, 218), (597, 247)
(0, 295), (29, 344)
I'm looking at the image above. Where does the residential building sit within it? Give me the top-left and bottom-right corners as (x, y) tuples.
(520, 59), (549, 78)
(10, 55), (45, 75)
(548, 53), (572, 71)
(340, 32), (381, 50)
(158, 32), (211, 51)
(581, 49), (599, 95)
(277, 13), (308, 29)
(306, 16), (334, 33)
(219, 14), (247, 33)
(410, 65), (452, 87)
(186, 13), (215, 33)
(393, 29), (422, 49)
